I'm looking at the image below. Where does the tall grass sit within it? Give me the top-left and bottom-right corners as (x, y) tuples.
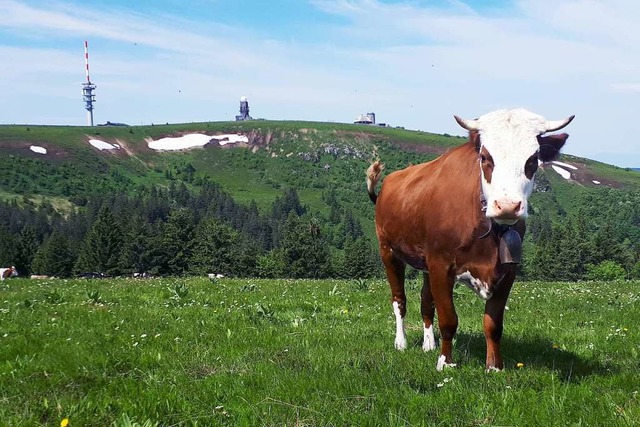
(1, 278), (638, 426)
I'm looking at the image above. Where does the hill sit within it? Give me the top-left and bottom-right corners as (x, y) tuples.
(0, 120), (638, 281)
(2, 120), (639, 213)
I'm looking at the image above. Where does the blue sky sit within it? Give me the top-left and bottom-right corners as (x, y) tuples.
(1, 0), (639, 167)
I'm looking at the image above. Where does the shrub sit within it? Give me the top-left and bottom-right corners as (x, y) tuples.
(586, 260), (627, 281)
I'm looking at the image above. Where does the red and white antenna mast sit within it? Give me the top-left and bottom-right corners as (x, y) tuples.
(82, 40), (97, 126)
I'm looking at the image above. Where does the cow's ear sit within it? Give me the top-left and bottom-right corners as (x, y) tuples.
(537, 133), (568, 162)
(470, 130), (481, 152)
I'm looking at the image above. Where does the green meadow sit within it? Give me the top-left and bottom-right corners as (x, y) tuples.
(1, 277), (639, 426)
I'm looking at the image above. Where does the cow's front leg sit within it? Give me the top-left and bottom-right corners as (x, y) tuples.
(380, 245), (407, 350)
(429, 263), (457, 370)
(483, 268), (515, 372)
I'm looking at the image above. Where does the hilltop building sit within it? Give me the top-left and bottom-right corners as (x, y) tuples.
(235, 96), (253, 121)
(354, 112), (388, 127)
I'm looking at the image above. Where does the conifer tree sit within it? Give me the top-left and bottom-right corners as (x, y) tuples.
(342, 236), (380, 279)
(159, 208), (195, 276)
(15, 226), (39, 276)
(0, 225), (16, 266)
(280, 213), (331, 278)
(75, 206), (124, 276)
(32, 231), (75, 277)
(190, 217), (239, 276)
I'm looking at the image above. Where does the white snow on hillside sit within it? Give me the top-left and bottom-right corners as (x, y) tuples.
(593, 180), (601, 185)
(90, 139), (120, 150)
(147, 134), (248, 151)
(30, 145), (47, 154)
(552, 160), (578, 170)
(551, 165), (571, 179)
(214, 134), (249, 145)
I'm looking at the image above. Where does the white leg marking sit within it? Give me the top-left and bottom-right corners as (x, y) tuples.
(392, 301), (407, 351)
(422, 325), (436, 352)
(436, 355), (457, 371)
(456, 271), (493, 300)
(486, 366), (502, 373)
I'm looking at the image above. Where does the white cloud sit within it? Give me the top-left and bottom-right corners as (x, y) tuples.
(610, 83), (640, 93)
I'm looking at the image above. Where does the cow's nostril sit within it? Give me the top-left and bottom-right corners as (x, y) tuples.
(514, 201), (522, 213)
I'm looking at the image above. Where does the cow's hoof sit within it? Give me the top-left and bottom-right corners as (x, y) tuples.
(422, 341), (437, 352)
(436, 355), (457, 371)
(422, 325), (437, 352)
(394, 338), (407, 351)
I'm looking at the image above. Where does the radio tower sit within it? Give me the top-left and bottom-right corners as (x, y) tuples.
(82, 41), (97, 126)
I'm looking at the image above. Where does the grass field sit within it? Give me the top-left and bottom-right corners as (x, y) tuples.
(1, 277), (639, 426)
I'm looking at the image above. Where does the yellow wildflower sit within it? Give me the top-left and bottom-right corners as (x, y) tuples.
(61, 419), (70, 427)
(516, 362), (524, 368)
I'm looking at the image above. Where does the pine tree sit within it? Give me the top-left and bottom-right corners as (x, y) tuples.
(32, 231), (75, 277)
(342, 236), (380, 279)
(159, 208), (195, 276)
(75, 206), (124, 276)
(189, 217), (240, 276)
(0, 225), (16, 266)
(280, 213), (331, 278)
(15, 226), (39, 276)
(118, 216), (153, 275)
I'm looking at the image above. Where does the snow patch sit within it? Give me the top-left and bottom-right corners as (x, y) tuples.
(30, 145), (47, 154)
(147, 133), (248, 151)
(212, 134), (249, 145)
(552, 160), (578, 170)
(592, 180), (601, 185)
(90, 139), (119, 150)
(551, 165), (571, 180)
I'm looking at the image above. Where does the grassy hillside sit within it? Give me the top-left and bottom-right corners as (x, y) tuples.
(1, 277), (638, 425)
(1, 120), (639, 233)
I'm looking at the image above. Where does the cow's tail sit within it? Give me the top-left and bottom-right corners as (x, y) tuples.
(366, 160), (384, 204)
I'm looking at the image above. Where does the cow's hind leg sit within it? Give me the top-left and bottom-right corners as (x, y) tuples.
(380, 245), (407, 350)
(420, 272), (437, 352)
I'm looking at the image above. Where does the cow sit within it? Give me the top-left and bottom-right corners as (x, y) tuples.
(0, 266), (18, 280)
(366, 108), (574, 371)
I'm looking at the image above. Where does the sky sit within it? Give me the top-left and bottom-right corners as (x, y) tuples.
(1, 0), (639, 167)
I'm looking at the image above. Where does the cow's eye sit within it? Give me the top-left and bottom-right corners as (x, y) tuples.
(525, 154), (539, 179)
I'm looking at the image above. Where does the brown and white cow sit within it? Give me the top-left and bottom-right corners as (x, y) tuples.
(367, 108), (574, 371)
(0, 266), (18, 280)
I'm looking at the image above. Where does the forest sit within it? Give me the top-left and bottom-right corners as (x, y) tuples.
(0, 177), (638, 281)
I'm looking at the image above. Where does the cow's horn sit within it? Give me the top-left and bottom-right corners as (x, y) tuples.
(454, 115), (480, 131)
(544, 115), (575, 133)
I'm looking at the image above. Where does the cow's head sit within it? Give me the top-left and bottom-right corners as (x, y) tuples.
(455, 108), (574, 225)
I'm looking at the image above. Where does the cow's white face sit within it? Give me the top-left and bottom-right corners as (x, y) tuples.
(455, 109), (573, 225)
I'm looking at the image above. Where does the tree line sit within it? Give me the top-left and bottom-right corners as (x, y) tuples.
(0, 180), (637, 281)
(524, 188), (640, 281)
(0, 181), (380, 279)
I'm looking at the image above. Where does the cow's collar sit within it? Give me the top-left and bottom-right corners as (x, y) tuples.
(476, 187), (491, 239)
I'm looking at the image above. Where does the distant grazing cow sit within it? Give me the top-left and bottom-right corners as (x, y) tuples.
(367, 108), (574, 371)
(0, 266), (18, 280)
